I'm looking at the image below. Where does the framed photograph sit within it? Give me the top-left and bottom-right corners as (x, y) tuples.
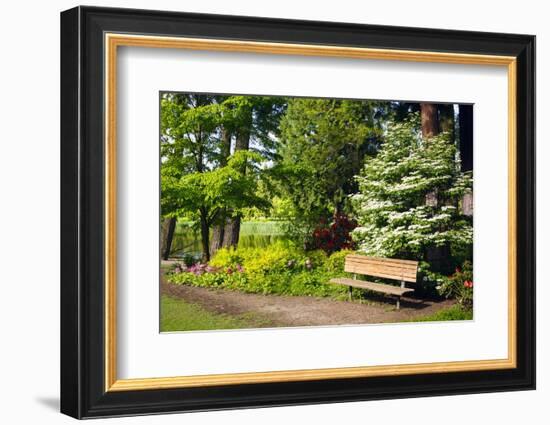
(60, 6), (535, 419)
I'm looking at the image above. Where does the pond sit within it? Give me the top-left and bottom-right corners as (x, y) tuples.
(170, 221), (288, 259)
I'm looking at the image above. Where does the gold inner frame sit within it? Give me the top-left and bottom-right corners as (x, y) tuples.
(104, 33), (517, 392)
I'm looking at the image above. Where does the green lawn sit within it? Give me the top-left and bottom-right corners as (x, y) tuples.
(160, 295), (273, 332)
(411, 304), (473, 322)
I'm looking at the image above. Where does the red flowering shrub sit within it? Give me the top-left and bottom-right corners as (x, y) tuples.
(436, 260), (473, 310)
(308, 213), (357, 254)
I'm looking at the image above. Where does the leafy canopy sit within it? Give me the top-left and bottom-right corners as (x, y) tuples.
(161, 150), (270, 224)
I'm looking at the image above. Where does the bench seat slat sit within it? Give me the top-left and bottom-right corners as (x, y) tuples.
(329, 277), (414, 297)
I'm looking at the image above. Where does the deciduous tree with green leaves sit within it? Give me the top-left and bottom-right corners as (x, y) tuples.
(160, 93), (276, 261)
(160, 93), (223, 259)
(163, 151), (268, 261)
(208, 95), (285, 253)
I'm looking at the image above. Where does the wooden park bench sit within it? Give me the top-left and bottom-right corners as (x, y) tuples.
(329, 254), (419, 309)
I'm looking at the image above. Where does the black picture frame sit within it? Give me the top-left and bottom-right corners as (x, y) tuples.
(61, 5), (536, 419)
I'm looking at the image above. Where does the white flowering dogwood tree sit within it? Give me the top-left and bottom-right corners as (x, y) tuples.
(351, 114), (473, 276)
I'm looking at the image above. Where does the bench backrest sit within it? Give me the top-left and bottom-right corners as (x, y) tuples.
(344, 254), (418, 283)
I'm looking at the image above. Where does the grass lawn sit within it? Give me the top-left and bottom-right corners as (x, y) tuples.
(411, 304), (473, 322)
(160, 295), (273, 332)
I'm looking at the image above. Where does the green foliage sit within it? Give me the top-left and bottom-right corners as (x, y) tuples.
(181, 253), (196, 267)
(219, 95), (286, 154)
(436, 261), (474, 310)
(167, 242), (351, 298)
(409, 304), (473, 322)
(352, 113), (473, 269)
(279, 99), (382, 207)
(325, 249), (354, 272)
(164, 150), (270, 221)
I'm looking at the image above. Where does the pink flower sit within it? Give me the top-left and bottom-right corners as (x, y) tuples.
(188, 263), (208, 275)
(463, 280), (473, 288)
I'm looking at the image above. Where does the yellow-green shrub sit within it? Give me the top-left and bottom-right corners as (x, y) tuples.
(168, 243), (353, 299)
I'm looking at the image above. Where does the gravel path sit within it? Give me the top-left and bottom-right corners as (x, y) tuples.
(161, 279), (455, 327)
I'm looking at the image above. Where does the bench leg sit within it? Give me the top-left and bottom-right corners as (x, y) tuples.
(396, 296), (400, 310)
(348, 286), (353, 301)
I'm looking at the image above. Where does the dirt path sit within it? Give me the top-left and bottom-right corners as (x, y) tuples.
(161, 278), (455, 327)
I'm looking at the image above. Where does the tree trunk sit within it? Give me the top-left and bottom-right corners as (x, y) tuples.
(211, 217), (233, 257)
(222, 127), (250, 249)
(458, 104), (473, 172)
(421, 103), (440, 208)
(210, 128), (232, 256)
(160, 217), (176, 260)
(458, 104), (474, 217)
(223, 216), (241, 248)
(420, 103), (439, 139)
(199, 209), (210, 263)
(234, 129), (250, 166)
(438, 104), (455, 142)
(210, 225), (225, 256)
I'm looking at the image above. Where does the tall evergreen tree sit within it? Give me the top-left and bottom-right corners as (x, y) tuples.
(275, 97), (384, 245)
